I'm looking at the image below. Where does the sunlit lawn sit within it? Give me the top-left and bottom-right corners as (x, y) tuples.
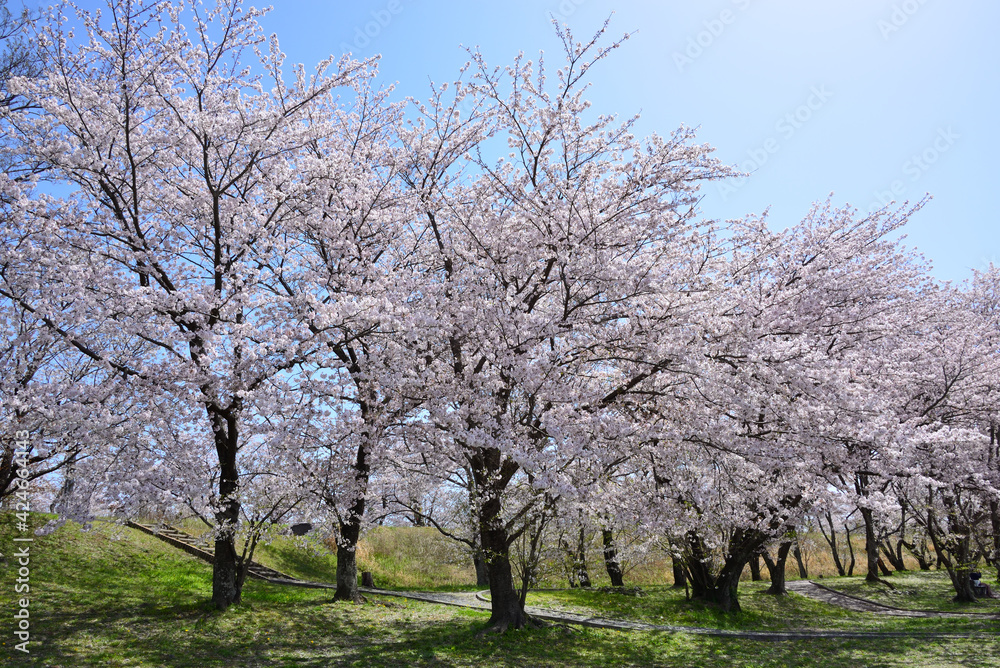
(818, 570), (1000, 614)
(2, 514), (999, 667)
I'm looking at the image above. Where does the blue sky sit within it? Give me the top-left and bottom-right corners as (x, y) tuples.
(42, 0), (1000, 282)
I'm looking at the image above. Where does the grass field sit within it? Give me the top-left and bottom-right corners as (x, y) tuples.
(819, 571), (1000, 614)
(2, 513), (999, 667)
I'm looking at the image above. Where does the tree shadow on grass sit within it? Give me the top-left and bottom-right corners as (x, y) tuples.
(25, 590), (997, 668)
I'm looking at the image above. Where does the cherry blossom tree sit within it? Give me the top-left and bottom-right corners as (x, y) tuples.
(634, 199), (934, 610)
(1, 0), (371, 609)
(246, 66), (432, 602)
(890, 277), (1000, 600)
(399, 22), (733, 631)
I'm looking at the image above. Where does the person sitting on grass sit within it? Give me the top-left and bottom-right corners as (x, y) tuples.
(970, 572), (995, 598)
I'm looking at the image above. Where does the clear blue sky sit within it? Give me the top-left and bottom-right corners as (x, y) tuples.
(43, 0), (1000, 282)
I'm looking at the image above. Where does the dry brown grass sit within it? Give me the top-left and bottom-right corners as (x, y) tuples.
(351, 525), (477, 589)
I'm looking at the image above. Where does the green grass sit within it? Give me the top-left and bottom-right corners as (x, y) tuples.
(818, 570), (1000, 613)
(526, 583), (998, 635)
(2, 513), (1000, 667)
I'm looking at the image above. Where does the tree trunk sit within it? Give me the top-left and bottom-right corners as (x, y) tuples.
(575, 526), (591, 588)
(473, 551), (490, 587)
(926, 501), (978, 603)
(212, 527), (241, 610)
(990, 500), (1000, 574)
(481, 506), (529, 631)
(749, 553), (762, 581)
(793, 536), (808, 578)
(334, 433), (370, 603)
(335, 521), (363, 602)
(672, 557), (687, 589)
(762, 541), (792, 595)
(602, 529), (625, 587)
(683, 529), (762, 612)
(859, 507), (881, 583)
(952, 567), (978, 603)
(559, 532), (577, 587)
(844, 521), (856, 577)
(209, 406), (243, 611)
(410, 497), (426, 527)
(473, 446), (532, 632)
(819, 512), (846, 576)
(901, 537), (932, 571)
(880, 540), (906, 571)
(991, 423), (1000, 582)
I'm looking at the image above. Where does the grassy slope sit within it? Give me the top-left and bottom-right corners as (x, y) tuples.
(158, 518), (478, 591)
(0, 513), (998, 667)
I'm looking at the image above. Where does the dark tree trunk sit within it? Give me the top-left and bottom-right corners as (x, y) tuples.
(845, 521), (856, 577)
(899, 504), (932, 571)
(559, 532), (577, 587)
(602, 529), (625, 587)
(749, 553), (762, 581)
(410, 497), (426, 527)
(859, 507), (881, 583)
(691, 558), (745, 612)
(793, 536), (808, 578)
(901, 538), (932, 571)
(880, 540), (906, 571)
(481, 507), (528, 631)
(991, 426), (1000, 581)
(683, 529), (763, 612)
(473, 551), (490, 587)
(335, 522), (363, 602)
(473, 446), (531, 632)
(990, 500), (1000, 574)
(819, 512), (846, 576)
(209, 406), (243, 611)
(762, 541), (792, 595)
(212, 527), (241, 610)
(952, 567), (978, 603)
(672, 557), (687, 589)
(334, 426), (370, 603)
(575, 526), (591, 588)
(925, 502), (978, 603)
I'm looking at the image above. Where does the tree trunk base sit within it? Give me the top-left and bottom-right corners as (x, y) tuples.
(477, 612), (547, 636)
(866, 575), (896, 591)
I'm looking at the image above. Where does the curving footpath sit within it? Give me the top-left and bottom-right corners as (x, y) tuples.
(787, 580), (1000, 619)
(130, 523), (996, 641)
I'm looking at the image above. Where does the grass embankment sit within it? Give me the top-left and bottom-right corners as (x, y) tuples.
(161, 517), (477, 590)
(1, 513), (999, 667)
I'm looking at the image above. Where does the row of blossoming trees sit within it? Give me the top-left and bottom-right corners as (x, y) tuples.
(0, 0), (997, 631)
